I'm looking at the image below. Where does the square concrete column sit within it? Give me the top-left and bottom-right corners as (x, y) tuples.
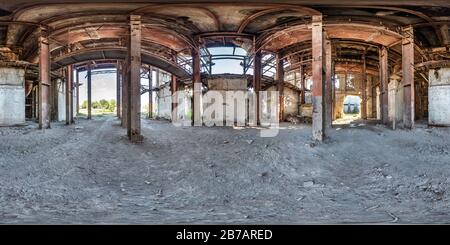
(148, 66), (153, 119)
(311, 15), (325, 141)
(127, 15), (143, 142)
(402, 25), (415, 129)
(324, 37), (333, 129)
(361, 50), (368, 120)
(87, 62), (92, 120)
(66, 65), (73, 124)
(276, 53), (284, 121)
(253, 49), (262, 126)
(192, 47), (202, 126)
(300, 65), (306, 105)
(379, 46), (389, 124)
(171, 75), (178, 123)
(116, 61), (122, 119)
(121, 59), (128, 128)
(76, 69), (80, 116)
(39, 32), (51, 129)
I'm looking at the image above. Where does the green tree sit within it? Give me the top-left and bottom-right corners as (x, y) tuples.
(92, 101), (100, 109)
(81, 100), (88, 109)
(109, 100), (116, 112)
(99, 99), (109, 110)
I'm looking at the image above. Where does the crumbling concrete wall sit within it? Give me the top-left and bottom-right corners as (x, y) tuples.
(429, 68), (450, 126)
(283, 87), (299, 117)
(157, 85), (172, 119)
(0, 67), (25, 126)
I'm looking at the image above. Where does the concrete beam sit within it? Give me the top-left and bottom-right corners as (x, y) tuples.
(402, 25), (415, 129)
(128, 15), (143, 142)
(311, 15), (325, 141)
(379, 46), (389, 124)
(39, 32), (51, 129)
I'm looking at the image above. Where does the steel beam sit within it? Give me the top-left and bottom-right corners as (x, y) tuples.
(128, 15), (143, 142)
(39, 32), (51, 129)
(311, 15), (325, 141)
(87, 62), (92, 120)
(192, 47), (202, 126)
(276, 53), (284, 121)
(402, 26), (415, 129)
(324, 37), (333, 129)
(379, 46), (389, 124)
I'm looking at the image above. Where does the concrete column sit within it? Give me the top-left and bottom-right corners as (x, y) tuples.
(379, 46), (389, 124)
(148, 66), (153, 118)
(66, 65), (73, 124)
(116, 61), (121, 119)
(128, 15), (143, 142)
(324, 37), (333, 128)
(300, 65), (306, 105)
(276, 53), (284, 121)
(253, 49), (262, 125)
(39, 32), (51, 129)
(361, 50), (368, 120)
(121, 60), (128, 128)
(311, 15), (325, 141)
(0, 67), (25, 126)
(171, 75), (178, 122)
(428, 67), (450, 126)
(87, 62), (92, 120)
(402, 25), (415, 129)
(192, 47), (202, 126)
(76, 69), (80, 116)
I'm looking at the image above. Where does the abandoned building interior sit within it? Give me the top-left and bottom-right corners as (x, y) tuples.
(1, 0), (450, 224)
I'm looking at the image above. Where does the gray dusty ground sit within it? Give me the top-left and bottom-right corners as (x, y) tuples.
(1, 116), (450, 224)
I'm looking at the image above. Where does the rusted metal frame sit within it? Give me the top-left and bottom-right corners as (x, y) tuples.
(324, 36), (333, 129)
(128, 15), (143, 142)
(86, 62), (92, 120)
(276, 53), (285, 121)
(312, 15), (325, 141)
(361, 48), (368, 120)
(402, 25), (415, 129)
(379, 45), (389, 125)
(66, 65), (73, 124)
(39, 29), (51, 129)
(192, 45), (202, 126)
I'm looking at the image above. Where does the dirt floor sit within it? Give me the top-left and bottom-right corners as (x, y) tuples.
(1, 116), (450, 224)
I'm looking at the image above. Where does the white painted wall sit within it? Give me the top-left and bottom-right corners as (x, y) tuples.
(0, 68), (25, 126)
(429, 68), (450, 126)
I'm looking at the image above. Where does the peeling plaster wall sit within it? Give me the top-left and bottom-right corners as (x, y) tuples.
(0, 68), (25, 126)
(157, 85), (172, 120)
(283, 87), (299, 117)
(388, 79), (403, 127)
(429, 68), (450, 126)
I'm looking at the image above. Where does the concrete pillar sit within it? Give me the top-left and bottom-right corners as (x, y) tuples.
(192, 47), (202, 126)
(171, 75), (178, 122)
(128, 15), (143, 142)
(39, 33), (51, 129)
(121, 59), (128, 128)
(87, 62), (92, 120)
(116, 61), (121, 119)
(311, 15), (325, 141)
(300, 65), (306, 105)
(324, 37), (333, 128)
(66, 65), (73, 124)
(148, 66), (153, 118)
(402, 25), (415, 129)
(253, 49), (262, 125)
(379, 46), (389, 124)
(76, 69), (80, 116)
(276, 53), (284, 121)
(361, 51), (368, 120)
(428, 67), (450, 126)
(0, 67), (25, 126)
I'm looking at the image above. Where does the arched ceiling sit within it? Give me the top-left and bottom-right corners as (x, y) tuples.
(0, 1), (448, 76)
